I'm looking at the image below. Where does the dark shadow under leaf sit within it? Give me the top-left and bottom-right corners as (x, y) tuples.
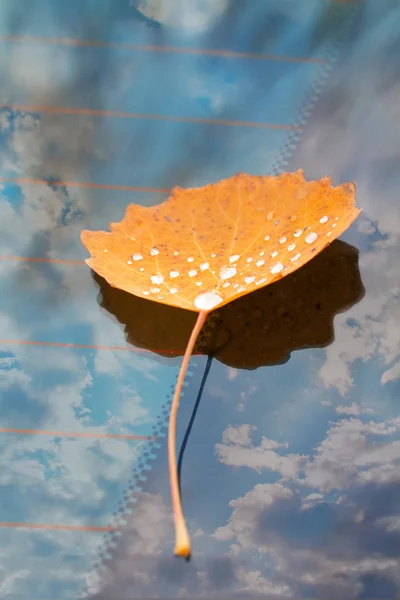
(91, 239), (365, 370)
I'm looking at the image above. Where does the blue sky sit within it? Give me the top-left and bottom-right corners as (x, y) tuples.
(0, 0), (399, 598)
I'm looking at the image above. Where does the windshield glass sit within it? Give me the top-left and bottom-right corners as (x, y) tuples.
(0, 1), (399, 598)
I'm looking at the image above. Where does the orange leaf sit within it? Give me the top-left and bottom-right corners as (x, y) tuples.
(81, 170), (361, 560)
(81, 170), (360, 314)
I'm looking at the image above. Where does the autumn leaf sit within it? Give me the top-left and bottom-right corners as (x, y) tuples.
(81, 169), (361, 559)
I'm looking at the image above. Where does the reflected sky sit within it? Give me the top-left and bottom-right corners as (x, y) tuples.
(0, 1), (399, 598)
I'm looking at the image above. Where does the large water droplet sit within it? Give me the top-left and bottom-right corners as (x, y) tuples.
(150, 247), (159, 256)
(170, 270), (180, 278)
(293, 229), (303, 238)
(229, 254), (240, 263)
(305, 232), (318, 244)
(188, 269), (197, 277)
(220, 265), (236, 280)
(132, 253), (143, 261)
(245, 276), (255, 284)
(194, 290), (224, 311)
(270, 262), (283, 274)
(200, 262), (209, 271)
(319, 216), (328, 224)
(150, 274), (164, 285)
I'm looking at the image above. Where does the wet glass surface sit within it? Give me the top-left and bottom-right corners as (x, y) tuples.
(0, 1), (399, 598)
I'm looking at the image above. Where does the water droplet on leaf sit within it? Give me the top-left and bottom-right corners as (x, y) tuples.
(305, 232), (318, 244)
(220, 265), (236, 280)
(151, 274), (164, 285)
(270, 262), (283, 274)
(194, 290), (224, 310)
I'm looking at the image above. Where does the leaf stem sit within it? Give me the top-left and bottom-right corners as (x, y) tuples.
(168, 309), (208, 559)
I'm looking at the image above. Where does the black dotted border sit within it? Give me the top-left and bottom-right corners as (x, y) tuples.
(271, 2), (361, 176)
(81, 366), (195, 593)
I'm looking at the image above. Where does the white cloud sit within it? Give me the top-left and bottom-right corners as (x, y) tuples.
(0, 181), (69, 255)
(212, 478), (400, 597)
(381, 360), (400, 385)
(318, 258), (400, 396)
(0, 340), (152, 530)
(0, 364), (31, 391)
(304, 417), (400, 492)
(281, 12), (400, 399)
(221, 424), (255, 447)
(336, 402), (361, 415)
(105, 389), (152, 427)
(335, 402), (375, 416)
(216, 425), (304, 477)
(6, 45), (75, 98)
(0, 428), (145, 510)
(0, 570), (30, 596)
(85, 492), (178, 595)
(376, 515), (400, 533)
(213, 483), (293, 548)
(300, 492), (324, 511)
(136, 0), (228, 33)
(213, 411), (400, 595)
(0, 110), (107, 230)
(216, 416), (400, 494)
(281, 552), (399, 597)
(236, 568), (292, 597)
(0, 528), (102, 599)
